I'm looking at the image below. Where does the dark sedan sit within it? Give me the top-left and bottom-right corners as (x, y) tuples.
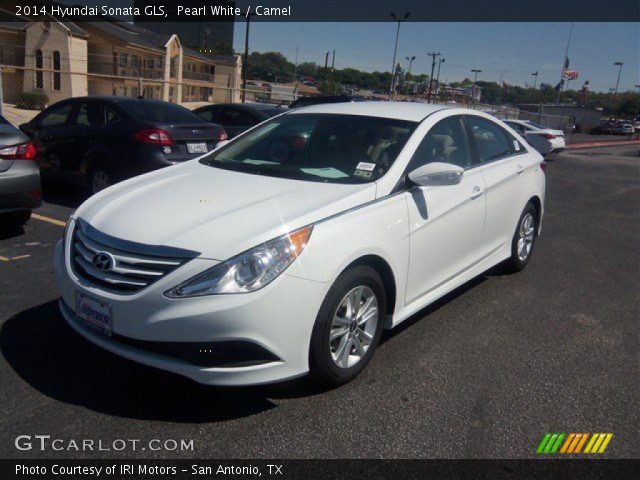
(0, 116), (41, 225)
(193, 103), (284, 139)
(20, 97), (227, 195)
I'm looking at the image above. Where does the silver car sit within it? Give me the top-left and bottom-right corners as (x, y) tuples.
(0, 115), (41, 224)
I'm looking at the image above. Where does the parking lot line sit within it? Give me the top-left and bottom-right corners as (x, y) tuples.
(0, 255), (9, 262)
(32, 213), (67, 227)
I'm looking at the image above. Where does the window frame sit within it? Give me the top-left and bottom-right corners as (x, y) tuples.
(52, 50), (61, 91)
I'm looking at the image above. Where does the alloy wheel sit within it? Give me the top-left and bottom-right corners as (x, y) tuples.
(329, 285), (378, 369)
(517, 213), (535, 262)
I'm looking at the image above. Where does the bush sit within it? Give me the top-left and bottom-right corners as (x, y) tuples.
(16, 91), (48, 110)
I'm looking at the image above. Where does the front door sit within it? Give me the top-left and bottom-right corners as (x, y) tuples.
(405, 115), (486, 304)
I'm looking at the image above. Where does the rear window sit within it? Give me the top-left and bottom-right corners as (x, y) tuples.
(119, 101), (204, 124)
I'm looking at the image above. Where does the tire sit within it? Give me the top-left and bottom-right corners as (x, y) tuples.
(0, 210), (31, 226)
(502, 202), (538, 273)
(309, 265), (386, 387)
(87, 163), (115, 195)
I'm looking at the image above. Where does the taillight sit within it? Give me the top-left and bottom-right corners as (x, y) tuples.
(540, 162), (547, 173)
(540, 133), (556, 139)
(133, 128), (175, 146)
(0, 141), (37, 160)
(219, 129), (228, 141)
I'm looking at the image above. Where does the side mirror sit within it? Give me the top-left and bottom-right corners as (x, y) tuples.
(408, 162), (464, 186)
(215, 139), (230, 149)
(19, 123), (34, 136)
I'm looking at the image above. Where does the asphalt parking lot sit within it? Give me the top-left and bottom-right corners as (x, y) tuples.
(1, 145), (638, 459)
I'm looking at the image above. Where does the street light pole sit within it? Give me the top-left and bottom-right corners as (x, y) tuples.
(613, 61), (624, 100)
(470, 69), (481, 104)
(241, 13), (254, 103)
(389, 12), (410, 100)
(531, 71), (539, 90)
(405, 56), (416, 77)
(427, 52), (442, 103)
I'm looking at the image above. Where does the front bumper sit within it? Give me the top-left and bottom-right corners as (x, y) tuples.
(54, 240), (329, 386)
(0, 161), (41, 213)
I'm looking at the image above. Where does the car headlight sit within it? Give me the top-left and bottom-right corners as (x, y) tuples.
(164, 225), (313, 298)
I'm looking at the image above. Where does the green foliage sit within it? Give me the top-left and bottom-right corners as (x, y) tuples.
(16, 91), (48, 110)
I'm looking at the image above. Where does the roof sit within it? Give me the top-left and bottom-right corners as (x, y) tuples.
(290, 101), (449, 122)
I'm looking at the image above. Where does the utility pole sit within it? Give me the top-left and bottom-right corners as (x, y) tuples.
(470, 69), (482, 104)
(427, 52), (442, 103)
(323, 51), (329, 93)
(556, 22), (573, 104)
(293, 44), (299, 82)
(435, 57), (445, 87)
(389, 12), (410, 100)
(241, 13), (255, 103)
(497, 70), (507, 104)
(613, 61), (624, 100)
(329, 50), (336, 94)
(531, 71), (539, 90)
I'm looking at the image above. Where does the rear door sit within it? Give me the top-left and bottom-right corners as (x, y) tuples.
(404, 115), (486, 303)
(465, 115), (536, 256)
(31, 102), (76, 171)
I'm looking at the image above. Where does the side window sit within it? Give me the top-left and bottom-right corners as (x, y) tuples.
(105, 106), (121, 124)
(74, 103), (106, 126)
(506, 122), (526, 135)
(408, 116), (472, 171)
(465, 116), (514, 163)
(219, 108), (254, 127)
(39, 104), (73, 129)
(196, 108), (216, 122)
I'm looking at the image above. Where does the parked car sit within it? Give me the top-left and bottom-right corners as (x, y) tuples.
(590, 122), (615, 135)
(193, 103), (284, 139)
(54, 102), (545, 387)
(20, 97), (228, 195)
(502, 119), (565, 154)
(0, 115), (41, 225)
(615, 123), (635, 135)
(288, 95), (365, 109)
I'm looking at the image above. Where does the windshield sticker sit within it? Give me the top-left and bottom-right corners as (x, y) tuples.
(356, 162), (376, 172)
(354, 170), (373, 179)
(513, 140), (521, 150)
(300, 167), (349, 179)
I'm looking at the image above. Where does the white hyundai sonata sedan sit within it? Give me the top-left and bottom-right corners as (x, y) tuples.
(54, 102), (545, 386)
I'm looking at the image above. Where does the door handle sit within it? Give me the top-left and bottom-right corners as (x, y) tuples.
(516, 164), (525, 174)
(470, 185), (484, 199)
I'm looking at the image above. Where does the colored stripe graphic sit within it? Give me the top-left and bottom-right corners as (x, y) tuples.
(537, 433), (613, 454)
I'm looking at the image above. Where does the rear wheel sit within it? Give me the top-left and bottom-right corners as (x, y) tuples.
(0, 210), (31, 226)
(87, 164), (115, 195)
(502, 202), (538, 273)
(309, 265), (386, 386)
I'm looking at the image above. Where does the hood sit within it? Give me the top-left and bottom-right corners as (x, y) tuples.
(75, 161), (376, 260)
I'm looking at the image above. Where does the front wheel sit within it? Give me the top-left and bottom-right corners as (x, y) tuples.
(309, 265), (386, 387)
(502, 202), (538, 273)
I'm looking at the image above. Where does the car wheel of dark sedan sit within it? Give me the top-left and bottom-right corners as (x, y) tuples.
(1, 210), (31, 226)
(88, 165), (115, 195)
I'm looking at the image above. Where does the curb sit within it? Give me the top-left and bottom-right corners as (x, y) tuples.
(567, 139), (640, 150)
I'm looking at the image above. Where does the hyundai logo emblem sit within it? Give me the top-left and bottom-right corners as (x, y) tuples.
(92, 251), (114, 272)
(192, 129), (201, 134)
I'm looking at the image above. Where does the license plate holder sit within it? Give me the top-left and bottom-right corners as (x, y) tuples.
(76, 293), (112, 337)
(187, 142), (208, 154)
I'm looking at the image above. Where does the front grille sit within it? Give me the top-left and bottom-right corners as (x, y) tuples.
(71, 221), (195, 293)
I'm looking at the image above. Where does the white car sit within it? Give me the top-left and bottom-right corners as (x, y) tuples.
(503, 119), (566, 154)
(54, 102), (545, 387)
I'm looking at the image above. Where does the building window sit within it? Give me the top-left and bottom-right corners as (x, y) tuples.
(52, 51), (61, 91)
(35, 49), (43, 89)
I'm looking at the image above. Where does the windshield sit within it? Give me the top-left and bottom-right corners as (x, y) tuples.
(201, 113), (417, 184)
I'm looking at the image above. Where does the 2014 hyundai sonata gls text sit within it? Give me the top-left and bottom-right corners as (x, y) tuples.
(54, 102), (545, 386)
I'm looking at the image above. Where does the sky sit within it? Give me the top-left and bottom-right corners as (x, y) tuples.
(233, 22), (639, 93)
